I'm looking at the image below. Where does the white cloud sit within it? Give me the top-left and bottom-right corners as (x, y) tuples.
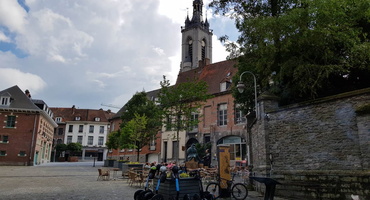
(0, 68), (46, 93)
(0, 0), (27, 33)
(0, 0), (237, 111)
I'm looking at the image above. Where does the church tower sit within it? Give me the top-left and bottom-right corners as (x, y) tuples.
(180, 0), (213, 73)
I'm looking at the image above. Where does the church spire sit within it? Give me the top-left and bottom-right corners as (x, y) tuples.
(192, 0), (203, 23)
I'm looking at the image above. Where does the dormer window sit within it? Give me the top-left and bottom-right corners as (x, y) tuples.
(75, 116), (81, 121)
(94, 117), (100, 122)
(1, 96), (10, 106)
(55, 117), (62, 122)
(220, 81), (231, 92)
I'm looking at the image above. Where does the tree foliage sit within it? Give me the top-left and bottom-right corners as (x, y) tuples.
(67, 142), (82, 156)
(158, 76), (213, 161)
(106, 130), (120, 150)
(210, 0), (370, 108)
(107, 91), (162, 161)
(120, 114), (149, 161)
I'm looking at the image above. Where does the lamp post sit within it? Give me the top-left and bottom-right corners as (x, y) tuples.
(236, 71), (258, 117)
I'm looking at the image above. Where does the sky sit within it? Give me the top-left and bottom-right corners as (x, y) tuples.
(0, 0), (238, 113)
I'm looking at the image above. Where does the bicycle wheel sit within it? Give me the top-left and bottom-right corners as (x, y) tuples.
(231, 183), (248, 200)
(205, 182), (220, 199)
(150, 194), (164, 200)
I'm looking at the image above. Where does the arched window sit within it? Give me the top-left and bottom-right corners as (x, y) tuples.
(217, 136), (246, 161)
(188, 38), (193, 62)
(201, 39), (206, 61)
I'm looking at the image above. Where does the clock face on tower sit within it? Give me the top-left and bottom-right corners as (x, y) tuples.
(189, 39), (193, 45)
(201, 40), (205, 47)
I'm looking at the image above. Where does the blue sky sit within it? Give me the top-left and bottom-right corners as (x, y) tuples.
(0, 0), (238, 112)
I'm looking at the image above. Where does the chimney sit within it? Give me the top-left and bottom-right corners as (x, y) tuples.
(72, 105), (75, 114)
(25, 89), (31, 98)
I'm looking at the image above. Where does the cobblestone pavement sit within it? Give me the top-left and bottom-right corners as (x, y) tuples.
(0, 161), (284, 200)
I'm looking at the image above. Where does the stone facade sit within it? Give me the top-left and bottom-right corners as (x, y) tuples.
(251, 88), (370, 199)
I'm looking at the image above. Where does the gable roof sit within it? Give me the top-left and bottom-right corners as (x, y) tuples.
(176, 59), (237, 94)
(0, 85), (40, 111)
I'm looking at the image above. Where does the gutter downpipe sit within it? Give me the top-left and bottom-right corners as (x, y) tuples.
(29, 113), (38, 166)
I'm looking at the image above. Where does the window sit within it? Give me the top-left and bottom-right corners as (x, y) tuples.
(0, 151), (6, 156)
(1, 96), (10, 106)
(6, 115), (16, 128)
(94, 117), (100, 121)
(88, 136), (93, 145)
(217, 136), (246, 161)
(75, 116), (80, 121)
(77, 136), (83, 144)
(57, 139), (63, 144)
(18, 151), (26, 157)
(55, 117), (62, 122)
(235, 104), (246, 124)
(78, 125), (83, 133)
(201, 39), (206, 60)
(1, 135), (9, 143)
(68, 125), (73, 132)
(218, 104), (228, 126)
(67, 136), (72, 144)
(99, 126), (104, 134)
(98, 137), (104, 145)
(190, 113), (199, 132)
(204, 134), (210, 143)
(166, 115), (172, 131)
(188, 38), (193, 62)
(220, 81), (231, 92)
(89, 125), (94, 133)
(58, 128), (64, 135)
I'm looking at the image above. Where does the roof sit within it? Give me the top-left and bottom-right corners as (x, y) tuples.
(0, 85), (58, 127)
(50, 107), (115, 123)
(176, 59), (237, 94)
(111, 60), (237, 118)
(0, 85), (41, 110)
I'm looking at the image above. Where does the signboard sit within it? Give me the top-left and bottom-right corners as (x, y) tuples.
(217, 145), (231, 198)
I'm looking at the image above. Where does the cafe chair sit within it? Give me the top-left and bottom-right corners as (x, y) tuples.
(97, 168), (110, 181)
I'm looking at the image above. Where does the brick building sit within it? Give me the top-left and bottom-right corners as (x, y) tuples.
(0, 85), (57, 166)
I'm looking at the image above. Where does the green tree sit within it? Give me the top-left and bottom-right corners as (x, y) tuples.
(210, 0), (370, 109)
(106, 130), (121, 158)
(112, 91), (162, 161)
(158, 76), (213, 162)
(120, 113), (148, 161)
(67, 143), (82, 156)
(55, 143), (67, 157)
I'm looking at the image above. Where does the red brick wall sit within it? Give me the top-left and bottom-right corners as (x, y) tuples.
(0, 112), (39, 166)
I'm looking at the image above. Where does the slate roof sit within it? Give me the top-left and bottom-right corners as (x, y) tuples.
(0, 85), (40, 111)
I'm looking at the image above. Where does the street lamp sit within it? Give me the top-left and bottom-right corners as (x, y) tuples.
(236, 71), (258, 117)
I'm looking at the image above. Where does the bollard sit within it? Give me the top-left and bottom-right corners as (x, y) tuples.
(93, 157), (96, 167)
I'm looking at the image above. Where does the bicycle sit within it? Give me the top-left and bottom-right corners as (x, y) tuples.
(205, 173), (248, 200)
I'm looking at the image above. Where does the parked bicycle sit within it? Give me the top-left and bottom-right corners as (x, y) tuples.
(205, 173), (248, 200)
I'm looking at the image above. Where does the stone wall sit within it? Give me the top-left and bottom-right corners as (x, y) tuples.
(250, 88), (370, 199)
